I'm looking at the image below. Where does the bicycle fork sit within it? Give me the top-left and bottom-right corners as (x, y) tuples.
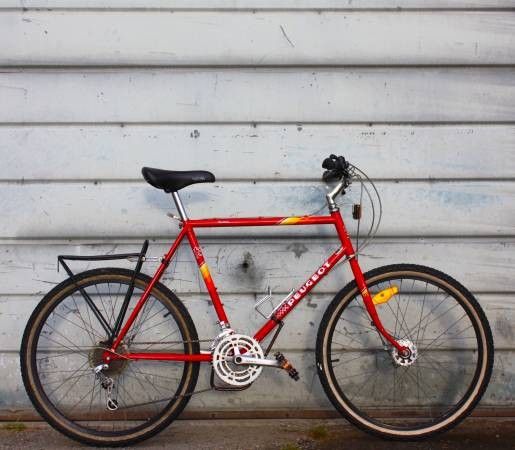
(331, 211), (408, 355)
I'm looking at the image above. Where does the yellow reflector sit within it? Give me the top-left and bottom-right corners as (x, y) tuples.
(372, 286), (399, 305)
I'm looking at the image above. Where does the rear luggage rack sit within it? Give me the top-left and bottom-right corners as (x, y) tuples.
(57, 240), (149, 343)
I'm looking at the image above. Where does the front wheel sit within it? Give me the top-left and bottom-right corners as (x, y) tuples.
(316, 264), (493, 440)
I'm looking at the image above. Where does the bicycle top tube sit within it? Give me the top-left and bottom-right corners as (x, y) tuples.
(169, 178), (347, 223)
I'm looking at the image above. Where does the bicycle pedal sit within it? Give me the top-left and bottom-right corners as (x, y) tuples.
(274, 352), (300, 381)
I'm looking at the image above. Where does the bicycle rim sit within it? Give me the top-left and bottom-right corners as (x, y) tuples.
(318, 266), (492, 437)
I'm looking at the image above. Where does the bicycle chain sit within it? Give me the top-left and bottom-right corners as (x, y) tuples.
(110, 386), (215, 411)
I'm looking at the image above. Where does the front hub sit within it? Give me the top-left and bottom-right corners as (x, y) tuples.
(391, 339), (418, 367)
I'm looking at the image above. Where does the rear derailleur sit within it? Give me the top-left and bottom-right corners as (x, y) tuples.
(93, 364), (118, 411)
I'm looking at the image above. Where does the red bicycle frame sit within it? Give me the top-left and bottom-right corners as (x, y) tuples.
(105, 209), (405, 364)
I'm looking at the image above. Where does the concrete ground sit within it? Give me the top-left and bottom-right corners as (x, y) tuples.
(0, 418), (513, 450)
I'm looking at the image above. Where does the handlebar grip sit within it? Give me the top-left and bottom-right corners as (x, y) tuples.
(322, 154), (338, 170)
(322, 154), (351, 183)
(323, 154), (349, 170)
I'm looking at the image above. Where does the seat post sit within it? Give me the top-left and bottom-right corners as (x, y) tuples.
(171, 191), (188, 221)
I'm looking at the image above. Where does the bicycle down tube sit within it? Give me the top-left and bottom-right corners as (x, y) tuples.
(106, 210), (405, 364)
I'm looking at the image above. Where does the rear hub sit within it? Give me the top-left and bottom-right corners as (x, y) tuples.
(89, 342), (129, 376)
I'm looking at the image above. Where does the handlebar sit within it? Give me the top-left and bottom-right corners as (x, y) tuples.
(322, 154), (351, 183)
(322, 154), (353, 211)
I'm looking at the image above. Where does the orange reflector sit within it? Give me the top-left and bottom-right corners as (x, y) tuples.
(372, 286), (399, 305)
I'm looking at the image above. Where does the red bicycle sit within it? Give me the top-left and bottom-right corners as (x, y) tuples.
(21, 155), (493, 446)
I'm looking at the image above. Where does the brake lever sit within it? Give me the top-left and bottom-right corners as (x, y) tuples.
(322, 156), (337, 170)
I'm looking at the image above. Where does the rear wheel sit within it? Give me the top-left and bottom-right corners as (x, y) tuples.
(21, 268), (200, 447)
(316, 264), (493, 440)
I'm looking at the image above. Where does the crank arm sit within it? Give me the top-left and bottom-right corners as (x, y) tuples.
(233, 354), (281, 367)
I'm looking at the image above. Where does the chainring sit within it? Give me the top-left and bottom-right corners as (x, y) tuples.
(212, 333), (264, 387)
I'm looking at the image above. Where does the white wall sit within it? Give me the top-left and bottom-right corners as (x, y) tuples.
(1, 1), (515, 415)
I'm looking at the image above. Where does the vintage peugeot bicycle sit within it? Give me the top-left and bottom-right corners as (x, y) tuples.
(20, 155), (494, 446)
